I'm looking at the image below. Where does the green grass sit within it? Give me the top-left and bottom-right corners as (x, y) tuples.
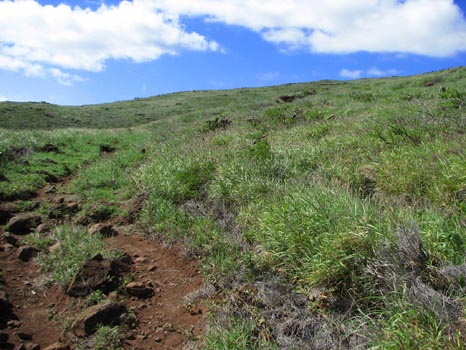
(35, 225), (109, 285)
(1, 66), (465, 349)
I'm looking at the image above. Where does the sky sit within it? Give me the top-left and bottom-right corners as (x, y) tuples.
(0, 0), (465, 105)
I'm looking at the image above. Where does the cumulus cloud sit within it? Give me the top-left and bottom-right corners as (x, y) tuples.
(153, 0), (466, 57)
(340, 69), (363, 79)
(0, 0), (219, 82)
(340, 66), (400, 79)
(0, 0), (465, 83)
(367, 67), (400, 77)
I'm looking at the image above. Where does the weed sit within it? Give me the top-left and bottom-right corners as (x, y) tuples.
(84, 290), (107, 307)
(92, 326), (122, 350)
(37, 225), (107, 285)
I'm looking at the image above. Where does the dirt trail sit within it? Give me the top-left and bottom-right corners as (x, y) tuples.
(0, 177), (206, 349)
(105, 233), (205, 349)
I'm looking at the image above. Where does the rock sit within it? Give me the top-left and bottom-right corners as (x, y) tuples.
(71, 302), (126, 337)
(87, 223), (118, 237)
(134, 257), (147, 264)
(99, 144), (116, 154)
(278, 95), (296, 103)
(125, 282), (154, 299)
(3, 232), (19, 245)
(17, 246), (40, 262)
(48, 242), (61, 254)
(66, 258), (118, 297)
(0, 204), (15, 224)
(17, 332), (33, 340)
(0, 291), (14, 328)
(110, 252), (133, 274)
(6, 214), (42, 235)
(7, 320), (21, 328)
(2, 243), (15, 251)
(147, 264), (157, 272)
(43, 343), (70, 350)
(48, 202), (80, 219)
(41, 143), (59, 153)
(24, 343), (40, 350)
(0, 332), (8, 344)
(36, 223), (51, 233)
(44, 185), (56, 194)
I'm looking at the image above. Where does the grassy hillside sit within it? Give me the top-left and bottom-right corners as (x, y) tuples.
(1, 66), (465, 349)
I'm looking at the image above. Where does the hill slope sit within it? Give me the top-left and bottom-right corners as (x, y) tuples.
(1, 66), (465, 349)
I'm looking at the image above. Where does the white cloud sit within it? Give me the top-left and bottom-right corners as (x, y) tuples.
(0, 0), (219, 81)
(153, 0), (466, 57)
(367, 67), (400, 77)
(341, 66), (400, 79)
(0, 0), (465, 84)
(340, 69), (363, 79)
(0, 96), (7, 102)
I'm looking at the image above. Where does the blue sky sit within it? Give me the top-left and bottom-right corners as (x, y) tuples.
(0, 0), (465, 105)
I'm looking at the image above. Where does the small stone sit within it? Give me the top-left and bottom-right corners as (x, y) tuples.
(6, 214), (42, 235)
(7, 320), (21, 328)
(43, 343), (71, 350)
(2, 243), (14, 251)
(17, 246), (40, 262)
(17, 332), (33, 340)
(41, 143), (59, 153)
(155, 337), (162, 343)
(36, 223), (52, 233)
(25, 343), (41, 350)
(44, 185), (56, 194)
(48, 242), (61, 254)
(125, 333), (136, 340)
(135, 257), (147, 264)
(126, 282), (154, 299)
(87, 223), (118, 237)
(147, 264), (157, 272)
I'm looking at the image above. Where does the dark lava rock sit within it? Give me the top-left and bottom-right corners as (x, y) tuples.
(71, 301), (126, 337)
(41, 143), (59, 153)
(3, 233), (19, 246)
(0, 332), (9, 344)
(125, 282), (154, 299)
(87, 223), (118, 237)
(0, 203), (17, 224)
(99, 144), (116, 154)
(17, 246), (40, 262)
(17, 332), (33, 340)
(0, 290), (14, 325)
(110, 252), (133, 274)
(48, 202), (80, 219)
(66, 258), (118, 297)
(6, 214), (41, 235)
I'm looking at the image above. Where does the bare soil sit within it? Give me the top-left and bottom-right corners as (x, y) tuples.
(0, 178), (206, 350)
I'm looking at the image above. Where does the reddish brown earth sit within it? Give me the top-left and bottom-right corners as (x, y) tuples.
(0, 179), (206, 350)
